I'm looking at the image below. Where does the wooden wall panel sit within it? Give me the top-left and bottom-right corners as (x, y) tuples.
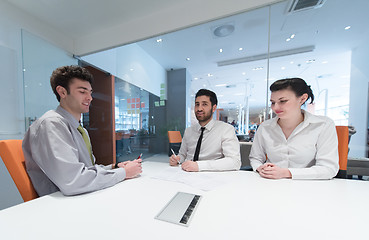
(84, 66), (115, 166)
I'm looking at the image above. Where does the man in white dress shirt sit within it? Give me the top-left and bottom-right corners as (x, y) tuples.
(169, 89), (241, 172)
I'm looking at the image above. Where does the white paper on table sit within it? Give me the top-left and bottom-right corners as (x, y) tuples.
(151, 166), (230, 191)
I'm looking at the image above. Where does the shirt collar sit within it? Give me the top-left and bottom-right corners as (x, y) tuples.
(267, 109), (325, 128)
(56, 105), (80, 129)
(196, 118), (215, 131)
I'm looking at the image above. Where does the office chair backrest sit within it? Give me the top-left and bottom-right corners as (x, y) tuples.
(336, 126), (349, 171)
(168, 131), (182, 143)
(0, 140), (38, 202)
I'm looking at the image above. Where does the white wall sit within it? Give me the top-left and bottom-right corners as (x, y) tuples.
(348, 43), (369, 157)
(0, 2), (75, 210)
(0, 0), (73, 55)
(81, 44), (166, 97)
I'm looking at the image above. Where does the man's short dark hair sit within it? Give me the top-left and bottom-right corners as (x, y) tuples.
(50, 65), (93, 102)
(195, 89), (218, 106)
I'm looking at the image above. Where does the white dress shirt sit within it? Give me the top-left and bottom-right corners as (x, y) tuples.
(23, 106), (126, 196)
(178, 119), (241, 171)
(249, 110), (339, 179)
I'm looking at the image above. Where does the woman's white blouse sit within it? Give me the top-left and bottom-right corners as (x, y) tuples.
(249, 110), (339, 179)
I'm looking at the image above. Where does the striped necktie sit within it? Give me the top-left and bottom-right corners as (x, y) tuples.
(77, 124), (94, 165)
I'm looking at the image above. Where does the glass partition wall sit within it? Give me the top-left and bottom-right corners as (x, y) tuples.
(22, 30), (77, 128)
(114, 77), (154, 161)
(126, 0), (368, 157)
(142, 0), (368, 158)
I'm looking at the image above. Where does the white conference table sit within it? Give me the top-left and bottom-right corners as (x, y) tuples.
(0, 154), (369, 240)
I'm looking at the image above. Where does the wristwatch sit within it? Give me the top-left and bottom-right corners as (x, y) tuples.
(114, 162), (119, 168)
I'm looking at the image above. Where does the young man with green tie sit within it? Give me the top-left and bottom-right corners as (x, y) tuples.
(23, 65), (142, 196)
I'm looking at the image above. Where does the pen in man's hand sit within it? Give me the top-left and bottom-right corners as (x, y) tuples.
(170, 148), (180, 165)
(137, 153), (143, 161)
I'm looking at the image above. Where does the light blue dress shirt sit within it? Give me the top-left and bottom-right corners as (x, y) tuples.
(23, 106), (126, 196)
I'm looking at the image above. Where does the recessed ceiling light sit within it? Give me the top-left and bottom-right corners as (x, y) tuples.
(186, 57), (190, 61)
(290, 61), (294, 64)
(306, 59), (315, 63)
(156, 38), (163, 43)
(215, 84), (227, 87)
(239, 47), (243, 51)
(130, 68), (134, 71)
(253, 67), (263, 71)
(203, 84), (206, 87)
(194, 77), (199, 80)
(290, 34), (295, 39)
(213, 24), (235, 37)
(207, 73), (213, 77)
(286, 38), (291, 42)
(344, 26), (351, 30)
(242, 72), (246, 75)
(219, 48), (223, 53)
(281, 67), (286, 70)
(322, 61), (328, 64)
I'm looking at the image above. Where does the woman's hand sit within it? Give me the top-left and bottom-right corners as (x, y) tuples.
(257, 163), (292, 179)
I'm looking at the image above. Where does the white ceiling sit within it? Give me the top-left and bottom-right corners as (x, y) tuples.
(5, 0), (177, 38)
(4, 0), (279, 55)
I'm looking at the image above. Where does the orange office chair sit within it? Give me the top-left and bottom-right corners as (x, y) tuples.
(0, 140), (38, 202)
(335, 126), (349, 178)
(168, 131), (182, 156)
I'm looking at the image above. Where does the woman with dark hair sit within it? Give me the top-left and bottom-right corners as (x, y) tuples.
(249, 78), (339, 179)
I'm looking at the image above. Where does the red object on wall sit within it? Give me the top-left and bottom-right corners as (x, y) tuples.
(141, 102), (145, 108)
(131, 104), (135, 108)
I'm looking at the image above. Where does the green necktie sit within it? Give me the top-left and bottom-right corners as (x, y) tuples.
(77, 124), (94, 165)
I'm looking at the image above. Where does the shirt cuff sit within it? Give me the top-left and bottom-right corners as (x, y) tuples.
(250, 161), (262, 172)
(196, 161), (210, 171)
(114, 167), (127, 180)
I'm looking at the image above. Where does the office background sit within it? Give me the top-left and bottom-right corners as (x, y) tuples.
(1, 0), (369, 210)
